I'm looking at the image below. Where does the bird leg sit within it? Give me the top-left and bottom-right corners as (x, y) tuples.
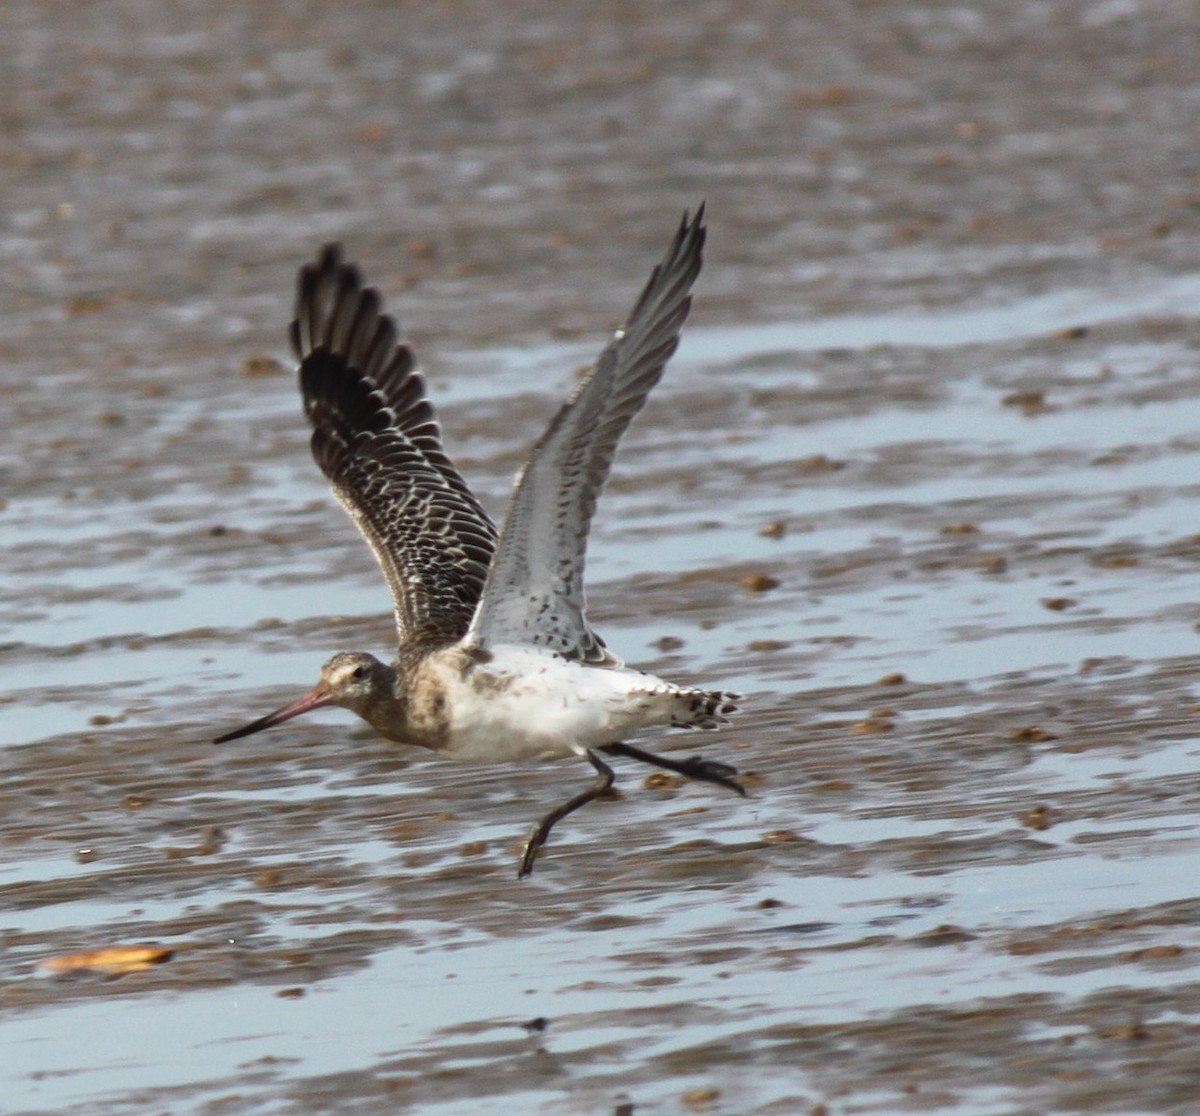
(600, 740), (746, 797)
(518, 748), (614, 879)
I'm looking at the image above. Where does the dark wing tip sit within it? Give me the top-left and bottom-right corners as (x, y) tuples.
(290, 244), (426, 421)
(681, 201), (706, 243)
(300, 348), (396, 472)
(619, 205), (706, 336)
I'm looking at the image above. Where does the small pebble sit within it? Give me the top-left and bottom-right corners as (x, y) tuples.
(1021, 804), (1054, 830)
(1041, 597), (1078, 611)
(681, 1087), (720, 1111)
(1009, 726), (1060, 743)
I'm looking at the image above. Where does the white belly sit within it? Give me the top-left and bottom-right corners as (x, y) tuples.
(428, 644), (679, 763)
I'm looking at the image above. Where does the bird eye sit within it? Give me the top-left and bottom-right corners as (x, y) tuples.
(350, 664), (367, 681)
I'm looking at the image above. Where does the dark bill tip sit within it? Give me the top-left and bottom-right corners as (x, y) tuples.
(213, 685), (332, 744)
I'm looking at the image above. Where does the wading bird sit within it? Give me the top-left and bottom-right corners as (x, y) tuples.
(214, 207), (745, 876)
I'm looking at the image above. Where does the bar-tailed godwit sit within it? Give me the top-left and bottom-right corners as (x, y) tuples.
(215, 207), (745, 876)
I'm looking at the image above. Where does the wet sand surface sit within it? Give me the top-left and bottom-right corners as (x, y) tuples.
(5, 2), (1200, 1113)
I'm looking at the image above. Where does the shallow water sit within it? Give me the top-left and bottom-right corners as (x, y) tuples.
(6, 2), (1200, 1114)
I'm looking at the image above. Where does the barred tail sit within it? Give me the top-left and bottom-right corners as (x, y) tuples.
(671, 688), (741, 730)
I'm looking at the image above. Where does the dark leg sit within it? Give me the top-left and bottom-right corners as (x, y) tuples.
(518, 748), (615, 879)
(600, 741), (746, 797)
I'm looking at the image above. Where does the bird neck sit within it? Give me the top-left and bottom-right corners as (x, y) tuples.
(359, 671), (409, 739)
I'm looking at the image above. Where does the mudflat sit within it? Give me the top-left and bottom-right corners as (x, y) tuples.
(4, 3), (1200, 1113)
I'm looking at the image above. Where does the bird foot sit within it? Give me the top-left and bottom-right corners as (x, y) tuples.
(518, 825), (547, 879)
(673, 754), (747, 796)
(600, 741), (747, 796)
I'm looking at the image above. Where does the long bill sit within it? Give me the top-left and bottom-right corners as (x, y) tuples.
(213, 684), (333, 744)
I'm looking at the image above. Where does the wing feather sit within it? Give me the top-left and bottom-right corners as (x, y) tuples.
(292, 246), (497, 651)
(466, 206), (706, 662)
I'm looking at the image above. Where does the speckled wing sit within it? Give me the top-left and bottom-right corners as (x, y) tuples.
(466, 206), (706, 664)
(293, 245), (497, 653)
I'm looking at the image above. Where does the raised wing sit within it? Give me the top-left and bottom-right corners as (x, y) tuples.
(466, 206), (706, 663)
(293, 245), (497, 654)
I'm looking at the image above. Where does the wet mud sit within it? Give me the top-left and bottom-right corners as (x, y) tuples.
(4, 1), (1200, 1113)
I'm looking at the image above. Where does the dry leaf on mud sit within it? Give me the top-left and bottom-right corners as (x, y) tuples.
(38, 945), (173, 976)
